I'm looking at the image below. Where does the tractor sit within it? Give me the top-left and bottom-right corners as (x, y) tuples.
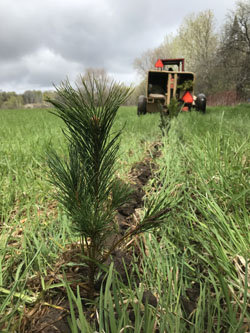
(137, 58), (206, 115)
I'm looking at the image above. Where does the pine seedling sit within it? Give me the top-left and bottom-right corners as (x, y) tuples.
(159, 98), (183, 136)
(47, 75), (170, 298)
(47, 76), (132, 296)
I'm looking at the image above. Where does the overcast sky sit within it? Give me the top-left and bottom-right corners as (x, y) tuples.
(0, 0), (237, 92)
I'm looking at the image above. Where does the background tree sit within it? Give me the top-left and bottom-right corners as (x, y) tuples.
(133, 34), (181, 77)
(0, 92), (23, 109)
(178, 10), (219, 94)
(76, 68), (111, 89)
(43, 90), (57, 103)
(23, 90), (43, 105)
(218, 0), (250, 100)
(76, 68), (119, 104)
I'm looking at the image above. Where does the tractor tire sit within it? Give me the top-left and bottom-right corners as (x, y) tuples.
(195, 93), (206, 113)
(137, 95), (147, 116)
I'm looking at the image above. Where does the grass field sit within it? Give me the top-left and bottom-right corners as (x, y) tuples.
(0, 105), (249, 332)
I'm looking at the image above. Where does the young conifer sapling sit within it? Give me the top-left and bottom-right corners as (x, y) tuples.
(47, 75), (169, 298)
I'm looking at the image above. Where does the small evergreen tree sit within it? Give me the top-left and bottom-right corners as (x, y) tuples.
(47, 75), (169, 298)
(159, 98), (183, 136)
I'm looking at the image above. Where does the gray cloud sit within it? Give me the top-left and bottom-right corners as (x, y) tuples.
(0, 0), (236, 92)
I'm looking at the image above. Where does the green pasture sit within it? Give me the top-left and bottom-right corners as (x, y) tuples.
(0, 105), (249, 332)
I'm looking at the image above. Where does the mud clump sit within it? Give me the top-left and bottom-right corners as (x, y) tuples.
(118, 159), (157, 218)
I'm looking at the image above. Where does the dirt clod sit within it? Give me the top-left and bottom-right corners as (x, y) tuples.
(142, 290), (158, 308)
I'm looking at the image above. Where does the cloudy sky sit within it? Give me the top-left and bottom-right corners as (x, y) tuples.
(0, 0), (236, 92)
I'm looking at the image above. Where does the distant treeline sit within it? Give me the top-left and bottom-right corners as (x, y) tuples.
(0, 86), (136, 109)
(0, 90), (57, 109)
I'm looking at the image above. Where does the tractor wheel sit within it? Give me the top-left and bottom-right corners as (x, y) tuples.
(195, 93), (206, 113)
(137, 95), (147, 116)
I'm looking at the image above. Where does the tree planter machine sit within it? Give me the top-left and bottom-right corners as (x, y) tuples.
(137, 58), (206, 115)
